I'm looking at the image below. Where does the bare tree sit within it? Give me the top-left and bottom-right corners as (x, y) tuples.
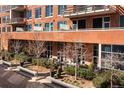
(28, 32), (47, 74)
(58, 43), (92, 80)
(101, 51), (124, 88)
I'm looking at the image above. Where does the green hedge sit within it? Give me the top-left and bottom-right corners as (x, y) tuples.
(64, 65), (96, 80)
(14, 52), (29, 62)
(32, 58), (52, 68)
(64, 65), (75, 76)
(93, 70), (124, 88)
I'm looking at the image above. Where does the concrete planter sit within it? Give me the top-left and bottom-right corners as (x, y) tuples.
(1, 60), (12, 66)
(17, 66), (50, 77)
(47, 76), (78, 88)
(18, 66), (37, 76)
(0, 60), (3, 64)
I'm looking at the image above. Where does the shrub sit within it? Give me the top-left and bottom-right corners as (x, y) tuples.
(64, 65), (75, 76)
(93, 71), (113, 88)
(84, 70), (96, 80)
(93, 76), (110, 88)
(32, 58), (42, 66)
(1, 50), (12, 61)
(32, 58), (52, 68)
(116, 72), (124, 87)
(19, 52), (29, 62)
(64, 65), (96, 80)
(40, 58), (52, 68)
(78, 68), (96, 80)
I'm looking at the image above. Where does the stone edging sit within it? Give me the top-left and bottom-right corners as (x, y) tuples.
(47, 76), (79, 88)
(0, 60), (12, 66)
(18, 66), (37, 76)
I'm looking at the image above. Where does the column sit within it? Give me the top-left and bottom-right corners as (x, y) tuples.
(97, 44), (102, 69)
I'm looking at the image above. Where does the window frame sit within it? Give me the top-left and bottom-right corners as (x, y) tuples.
(58, 5), (67, 15)
(45, 5), (53, 17)
(35, 7), (41, 18)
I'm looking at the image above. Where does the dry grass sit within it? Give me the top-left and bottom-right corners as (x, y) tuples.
(10, 59), (20, 65)
(27, 65), (50, 72)
(60, 75), (94, 88)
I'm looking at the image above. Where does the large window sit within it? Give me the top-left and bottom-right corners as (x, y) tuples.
(73, 19), (86, 30)
(93, 17), (110, 28)
(45, 5), (53, 17)
(26, 10), (32, 19)
(101, 45), (124, 70)
(2, 27), (6, 32)
(45, 42), (52, 58)
(2, 16), (6, 23)
(58, 5), (67, 15)
(45, 22), (53, 31)
(58, 21), (67, 30)
(26, 24), (32, 31)
(35, 7), (41, 18)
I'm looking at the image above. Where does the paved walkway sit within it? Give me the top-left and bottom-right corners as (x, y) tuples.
(0, 65), (63, 88)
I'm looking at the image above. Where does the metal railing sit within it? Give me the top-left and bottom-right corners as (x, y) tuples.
(63, 5), (111, 16)
(11, 17), (25, 23)
(0, 5), (24, 12)
(11, 27), (124, 32)
(6, 17), (25, 24)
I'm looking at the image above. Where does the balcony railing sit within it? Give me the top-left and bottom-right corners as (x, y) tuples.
(10, 27), (124, 32)
(0, 5), (24, 12)
(63, 5), (114, 17)
(6, 17), (26, 24)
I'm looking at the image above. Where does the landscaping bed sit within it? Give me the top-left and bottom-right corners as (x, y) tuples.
(59, 75), (94, 88)
(26, 65), (50, 73)
(10, 59), (20, 65)
(50, 65), (95, 88)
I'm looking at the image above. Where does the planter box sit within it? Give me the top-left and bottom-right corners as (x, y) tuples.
(47, 76), (78, 88)
(18, 66), (50, 77)
(0, 60), (3, 65)
(18, 66), (37, 77)
(1, 60), (12, 66)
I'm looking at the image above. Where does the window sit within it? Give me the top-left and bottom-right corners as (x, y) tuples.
(7, 27), (11, 32)
(2, 27), (6, 32)
(34, 23), (42, 31)
(120, 15), (124, 27)
(45, 42), (52, 58)
(45, 22), (53, 31)
(26, 10), (32, 19)
(2, 16), (6, 23)
(103, 17), (110, 28)
(7, 16), (10, 23)
(35, 23), (41, 27)
(58, 5), (67, 15)
(102, 45), (111, 52)
(26, 24), (32, 31)
(35, 7), (41, 18)
(93, 17), (110, 28)
(45, 5), (53, 17)
(93, 18), (102, 28)
(58, 21), (67, 30)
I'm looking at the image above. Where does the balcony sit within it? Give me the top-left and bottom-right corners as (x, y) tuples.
(0, 5), (25, 12)
(6, 17), (26, 25)
(63, 5), (116, 18)
(2, 28), (124, 45)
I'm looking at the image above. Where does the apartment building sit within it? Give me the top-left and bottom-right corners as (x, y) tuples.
(0, 5), (124, 70)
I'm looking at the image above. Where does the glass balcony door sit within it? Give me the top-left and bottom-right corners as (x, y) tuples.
(73, 19), (86, 30)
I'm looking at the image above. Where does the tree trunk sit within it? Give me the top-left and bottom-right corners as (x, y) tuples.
(75, 63), (77, 80)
